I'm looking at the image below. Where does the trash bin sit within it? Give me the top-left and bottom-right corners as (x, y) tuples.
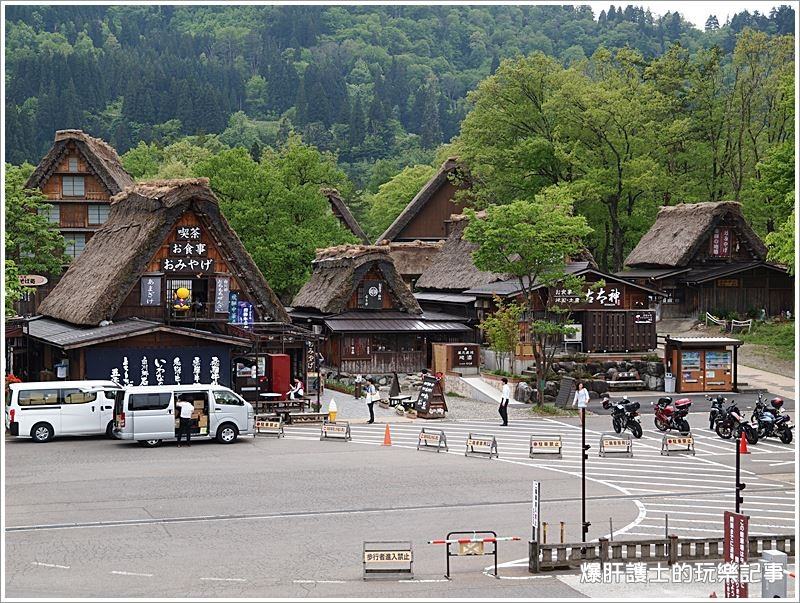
(664, 373), (676, 394)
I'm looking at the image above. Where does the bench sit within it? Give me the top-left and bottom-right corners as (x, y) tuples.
(287, 412), (327, 424)
(259, 400), (305, 423)
(606, 380), (646, 391)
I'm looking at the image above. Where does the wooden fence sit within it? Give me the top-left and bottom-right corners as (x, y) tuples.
(530, 534), (795, 572)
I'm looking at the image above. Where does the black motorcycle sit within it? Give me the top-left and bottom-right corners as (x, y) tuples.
(751, 393), (793, 444)
(707, 394), (725, 430)
(713, 398), (758, 445)
(602, 395), (643, 438)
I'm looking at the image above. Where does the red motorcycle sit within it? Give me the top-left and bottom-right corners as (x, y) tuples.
(653, 396), (691, 435)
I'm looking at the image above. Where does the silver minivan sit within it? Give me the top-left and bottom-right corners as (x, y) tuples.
(114, 385), (254, 447)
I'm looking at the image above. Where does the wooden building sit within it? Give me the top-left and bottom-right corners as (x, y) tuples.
(19, 129), (135, 313)
(464, 263), (663, 354)
(290, 245), (471, 374)
(376, 157), (468, 243)
(619, 202), (793, 318)
(27, 179), (312, 394)
(322, 188), (369, 244)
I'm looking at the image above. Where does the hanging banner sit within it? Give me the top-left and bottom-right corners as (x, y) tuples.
(85, 347), (230, 387)
(228, 291), (239, 324)
(140, 276), (162, 306)
(215, 277), (230, 313)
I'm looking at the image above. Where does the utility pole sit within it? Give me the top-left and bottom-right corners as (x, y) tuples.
(581, 407), (591, 551)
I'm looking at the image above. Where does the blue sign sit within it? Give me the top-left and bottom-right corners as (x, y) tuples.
(238, 301), (254, 329)
(228, 291), (239, 324)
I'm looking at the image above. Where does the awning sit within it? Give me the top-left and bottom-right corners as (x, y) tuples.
(665, 336), (743, 348)
(324, 318), (471, 333)
(615, 267), (691, 280)
(26, 317), (251, 349)
(680, 262), (788, 284)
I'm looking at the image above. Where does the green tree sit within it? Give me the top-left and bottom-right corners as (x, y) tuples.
(4, 163), (68, 312)
(121, 141), (163, 180)
(480, 295), (523, 374)
(365, 164), (436, 240)
(463, 192), (592, 405)
(765, 208), (795, 274)
(195, 138), (358, 299)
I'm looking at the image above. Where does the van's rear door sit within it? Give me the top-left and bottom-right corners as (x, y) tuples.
(127, 392), (174, 440)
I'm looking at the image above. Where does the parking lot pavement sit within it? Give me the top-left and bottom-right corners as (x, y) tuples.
(4, 413), (795, 598)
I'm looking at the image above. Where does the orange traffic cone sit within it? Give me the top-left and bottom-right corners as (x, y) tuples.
(383, 423), (392, 446)
(739, 431), (750, 454)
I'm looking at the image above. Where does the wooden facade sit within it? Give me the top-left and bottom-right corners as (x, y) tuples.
(393, 179), (466, 241)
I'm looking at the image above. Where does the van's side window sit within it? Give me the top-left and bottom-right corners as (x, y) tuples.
(129, 393), (172, 411)
(214, 390), (244, 406)
(61, 389), (98, 404)
(18, 389), (59, 406)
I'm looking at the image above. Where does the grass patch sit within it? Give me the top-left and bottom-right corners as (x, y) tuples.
(326, 380), (355, 395)
(446, 391), (465, 398)
(529, 403), (579, 417)
(737, 321), (795, 360)
(484, 369), (529, 380)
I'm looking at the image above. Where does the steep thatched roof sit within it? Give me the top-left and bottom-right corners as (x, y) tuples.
(415, 215), (503, 291)
(291, 244), (422, 315)
(386, 240), (444, 278)
(321, 188), (369, 244)
(376, 157), (464, 243)
(25, 130), (134, 194)
(38, 179), (289, 326)
(625, 201), (768, 268)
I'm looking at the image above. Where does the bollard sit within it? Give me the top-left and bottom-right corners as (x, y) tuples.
(665, 514), (669, 539)
(609, 517), (613, 542)
(542, 522), (548, 545)
(761, 549), (788, 598)
(560, 522), (565, 544)
(599, 537), (609, 568)
(668, 534), (678, 565)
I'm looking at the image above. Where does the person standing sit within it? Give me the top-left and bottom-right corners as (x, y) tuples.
(176, 395), (194, 448)
(572, 382), (589, 409)
(365, 377), (377, 424)
(499, 377), (511, 426)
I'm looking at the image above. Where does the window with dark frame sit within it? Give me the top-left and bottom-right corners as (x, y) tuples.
(62, 176), (85, 197)
(68, 156), (78, 172)
(88, 204), (110, 225)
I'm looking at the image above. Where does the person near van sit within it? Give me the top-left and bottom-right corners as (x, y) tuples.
(365, 378), (377, 424)
(499, 377), (511, 426)
(176, 394), (195, 447)
(572, 382), (590, 409)
(287, 377), (304, 400)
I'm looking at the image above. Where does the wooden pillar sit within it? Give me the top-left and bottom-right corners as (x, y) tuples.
(732, 345), (739, 393)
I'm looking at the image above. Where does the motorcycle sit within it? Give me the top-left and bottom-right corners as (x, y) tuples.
(602, 395), (643, 438)
(653, 396), (691, 436)
(751, 393), (794, 444)
(707, 394), (726, 430)
(713, 397), (758, 444)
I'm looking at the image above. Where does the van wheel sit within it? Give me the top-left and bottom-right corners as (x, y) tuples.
(216, 423), (238, 444)
(138, 439), (162, 448)
(31, 422), (54, 443)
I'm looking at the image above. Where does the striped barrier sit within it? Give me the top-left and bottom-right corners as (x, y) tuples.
(529, 435), (562, 459)
(254, 415), (284, 438)
(661, 434), (696, 456)
(599, 432), (633, 458)
(417, 428), (448, 453)
(429, 531), (521, 578)
(465, 433), (498, 459)
(320, 421), (351, 441)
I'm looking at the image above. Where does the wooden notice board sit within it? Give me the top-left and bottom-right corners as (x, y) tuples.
(415, 375), (448, 419)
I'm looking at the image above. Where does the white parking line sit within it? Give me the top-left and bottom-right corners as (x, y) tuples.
(293, 580), (346, 584)
(200, 577), (247, 582)
(111, 570), (153, 577)
(32, 562), (70, 569)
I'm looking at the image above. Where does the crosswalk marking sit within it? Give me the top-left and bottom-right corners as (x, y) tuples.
(279, 417), (795, 540)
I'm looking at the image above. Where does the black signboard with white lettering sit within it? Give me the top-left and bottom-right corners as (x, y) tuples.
(215, 277), (230, 313)
(161, 257), (215, 274)
(415, 375), (448, 419)
(140, 276), (162, 306)
(360, 280), (383, 309)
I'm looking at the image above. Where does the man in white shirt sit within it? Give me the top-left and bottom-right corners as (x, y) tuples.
(176, 395), (195, 448)
(499, 377), (511, 426)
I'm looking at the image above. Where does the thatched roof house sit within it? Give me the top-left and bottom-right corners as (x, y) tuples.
(292, 245), (421, 315)
(625, 202), (768, 268)
(25, 129), (134, 194)
(321, 188), (369, 244)
(376, 157), (468, 243)
(415, 214), (503, 292)
(39, 178), (289, 326)
(385, 240), (444, 286)
(620, 201), (792, 318)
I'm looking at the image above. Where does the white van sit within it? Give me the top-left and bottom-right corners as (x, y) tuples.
(5, 380), (123, 443)
(114, 384), (254, 447)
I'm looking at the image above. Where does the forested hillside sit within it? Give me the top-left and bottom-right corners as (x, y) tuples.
(5, 4), (794, 187)
(4, 5), (796, 296)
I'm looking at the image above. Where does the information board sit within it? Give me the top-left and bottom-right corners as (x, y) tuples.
(415, 375), (448, 419)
